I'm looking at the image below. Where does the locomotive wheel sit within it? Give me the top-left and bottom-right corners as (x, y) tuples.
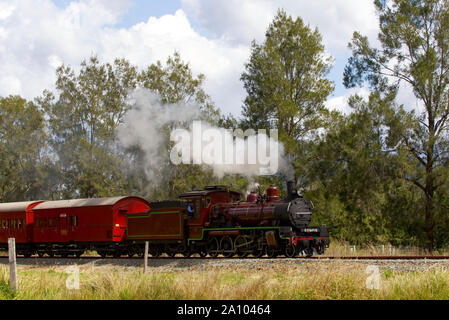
(136, 249), (144, 258)
(48, 251), (55, 258)
(220, 236), (234, 258)
(304, 248), (314, 258)
(234, 236), (250, 258)
(206, 237), (220, 258)
(316, 244), (325, 255)
(38, 252), (44, 258)
(149, 246), (161, 258)
(199, 249), (207, 258)
(265, 247), (278, 258)
(98, 250), (107, 259)
(128, 248), (136, 258)
(252, 247), (264, 258)
(182, 250), (191, 258)
(285, 245), (297, 258)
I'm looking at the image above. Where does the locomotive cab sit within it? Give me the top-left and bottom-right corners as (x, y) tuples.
(179, 186), (242, 240)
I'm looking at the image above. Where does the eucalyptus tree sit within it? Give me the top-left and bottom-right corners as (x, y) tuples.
(240, 9), (334, 185)
(0, 96), (47, 201)
(344, 0), (449, 249)
(38, 57), (138, 198)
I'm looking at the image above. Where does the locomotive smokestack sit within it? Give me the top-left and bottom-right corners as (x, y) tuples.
(286, 180), (298, 200)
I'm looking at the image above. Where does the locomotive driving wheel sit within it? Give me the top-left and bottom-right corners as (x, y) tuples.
(234, 236), (250, 258)
(206, 237), (219, 258)
(252, 248), (264, 258)
(220, 236), (234, 258)
(265, 247), (278, 258)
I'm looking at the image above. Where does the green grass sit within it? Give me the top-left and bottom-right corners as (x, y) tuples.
(1, 263), (449, 300)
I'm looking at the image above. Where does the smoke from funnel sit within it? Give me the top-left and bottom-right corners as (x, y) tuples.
(117, 88), (295, 184)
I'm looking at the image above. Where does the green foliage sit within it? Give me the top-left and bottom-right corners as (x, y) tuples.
(240, 9), (334, 183)
(307, 93), (421, 245)
(344, 0), (449, 249)
(37, 57), (137, 198)
(0, 96), (49, 201)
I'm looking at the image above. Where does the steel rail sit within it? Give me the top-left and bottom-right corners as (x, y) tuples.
(1, 255), (449, 260)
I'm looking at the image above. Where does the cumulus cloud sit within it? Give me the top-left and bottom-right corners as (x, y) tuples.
(0, 0), (248, 115)
(0, 0), (380, 117)
(325, 87), (371, 115)
(181, 0), (379, 53)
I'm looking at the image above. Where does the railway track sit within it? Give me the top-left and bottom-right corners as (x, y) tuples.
(1, 255), (449, 260)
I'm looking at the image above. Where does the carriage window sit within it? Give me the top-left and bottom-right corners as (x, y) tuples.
(70, 216), (78, 227)
(18, 219), (22, 229)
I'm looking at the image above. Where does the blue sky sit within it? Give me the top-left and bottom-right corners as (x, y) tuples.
(54, 0), (183, 28)
(1, 0), (383, 116)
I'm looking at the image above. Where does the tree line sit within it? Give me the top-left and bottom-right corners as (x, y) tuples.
(1, 0), (448, 249)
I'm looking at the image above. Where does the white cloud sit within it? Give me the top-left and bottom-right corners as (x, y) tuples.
(325, 87), (371, 115)
(0, 2), (15, 20)
(181, 0), (379, 54)
(0, 1), (248, 115)
(0, 0), (381, 117)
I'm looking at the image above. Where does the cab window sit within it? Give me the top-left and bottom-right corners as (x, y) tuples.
(202, 197), (211, 208)
(195, 200), (201, 217)
(187, 201), (195, 217)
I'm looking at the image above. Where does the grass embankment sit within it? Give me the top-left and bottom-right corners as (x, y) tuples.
(1, 263), (449, 300)
(324, 241), (449, 257)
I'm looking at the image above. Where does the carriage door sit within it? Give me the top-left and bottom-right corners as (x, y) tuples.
(59, 213), (68, 237)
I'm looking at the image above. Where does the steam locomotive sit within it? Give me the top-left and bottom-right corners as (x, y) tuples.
(0, 182), (329, 258)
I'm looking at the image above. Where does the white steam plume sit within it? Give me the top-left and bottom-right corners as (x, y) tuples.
(117, 88), (295, 184)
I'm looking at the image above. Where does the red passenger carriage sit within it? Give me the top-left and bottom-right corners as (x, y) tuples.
(0, 201), (46, 254)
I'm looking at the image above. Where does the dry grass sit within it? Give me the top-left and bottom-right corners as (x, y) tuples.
(323, 241), (449, 257)
(1, 263), (449, 300)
